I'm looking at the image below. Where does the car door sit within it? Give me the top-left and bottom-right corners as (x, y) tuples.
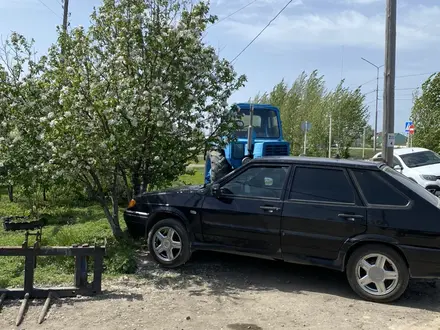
(281, 165), (367, 261)
(201, 163), (291, 256)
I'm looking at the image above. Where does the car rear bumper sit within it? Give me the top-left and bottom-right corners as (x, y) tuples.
(123, 210), (149, 239)
(401, 245), (440, 278)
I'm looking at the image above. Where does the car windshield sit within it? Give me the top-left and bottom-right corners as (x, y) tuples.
(399, 150), (440, 168)
(235, 108), (280, 139)
(382, 166), (440, 208)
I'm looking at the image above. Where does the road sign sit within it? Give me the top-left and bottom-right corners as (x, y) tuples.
(409, 124), (415, 135)
(387, 133), (395, 147)
(301, 121), (312, 132)
(405, 121), (413, 133)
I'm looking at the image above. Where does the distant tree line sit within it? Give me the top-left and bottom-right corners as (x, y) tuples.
(411, 73), (440, 153)
(251, 70), (372, 158)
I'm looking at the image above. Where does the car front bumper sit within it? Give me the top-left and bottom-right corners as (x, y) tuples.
(123, 209), (150, 239)
(401, 245), (440, 278)
(424, 184), (440, 196)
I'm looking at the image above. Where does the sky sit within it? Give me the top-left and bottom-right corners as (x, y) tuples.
(0, 0), (439, 134)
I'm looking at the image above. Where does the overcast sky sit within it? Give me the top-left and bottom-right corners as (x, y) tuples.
(0, 0), (439, 134)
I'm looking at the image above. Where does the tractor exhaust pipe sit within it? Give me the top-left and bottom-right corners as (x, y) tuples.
(247, 104), (254, 157)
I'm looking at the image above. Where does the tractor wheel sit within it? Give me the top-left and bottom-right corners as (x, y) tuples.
(209, 150), (231, 183)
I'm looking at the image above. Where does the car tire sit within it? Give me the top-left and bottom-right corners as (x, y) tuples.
(209, 150), (231, 183)
(346, 244), (409, 303)
(147, 218), (191, 268)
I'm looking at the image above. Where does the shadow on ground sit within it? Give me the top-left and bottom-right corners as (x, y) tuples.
(132, 250), (440, 312)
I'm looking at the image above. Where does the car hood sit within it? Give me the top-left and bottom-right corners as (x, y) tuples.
(154, 185), (205, 194)
(138, 185), (206, 206)
(410, 164), (440, 176)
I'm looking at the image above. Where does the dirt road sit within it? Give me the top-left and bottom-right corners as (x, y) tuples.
(1, 251), (440, 330)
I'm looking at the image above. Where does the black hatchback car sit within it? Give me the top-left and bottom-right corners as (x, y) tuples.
(124, 156), (440, 303)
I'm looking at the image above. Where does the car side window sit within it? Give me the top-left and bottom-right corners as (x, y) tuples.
(221, 166), (289, 199)
(289, 167), (355, 204)
(351, 169), (409, 206)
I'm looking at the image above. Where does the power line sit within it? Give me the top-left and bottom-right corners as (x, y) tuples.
(357, 77), (377, 88)
(230, 0), (294, 64)
(37, 0), (62, 19)
(207, 0), (258, 30)
(364, 89), (376, 96)
(354, 72), (437, 88)
(396, 72), (438, 78)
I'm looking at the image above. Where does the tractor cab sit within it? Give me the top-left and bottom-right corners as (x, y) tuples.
(204, 103), (291, 184)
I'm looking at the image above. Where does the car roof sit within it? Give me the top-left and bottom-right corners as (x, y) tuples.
(250, 156), (382, 169)
(393, 147), (430, 156)
(372, 147), (430, 158)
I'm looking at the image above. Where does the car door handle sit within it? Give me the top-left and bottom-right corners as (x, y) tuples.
(260, 206), (280, 213)
(338, 213), (364, 221)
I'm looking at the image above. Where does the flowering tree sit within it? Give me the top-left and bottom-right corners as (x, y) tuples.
(35, 0), (246, 238)
(0, 33), (55, 206)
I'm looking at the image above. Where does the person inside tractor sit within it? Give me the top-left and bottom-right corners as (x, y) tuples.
(235, 108), (280, 139)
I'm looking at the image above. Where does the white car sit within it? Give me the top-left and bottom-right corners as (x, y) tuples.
(372, 147), (440, 195)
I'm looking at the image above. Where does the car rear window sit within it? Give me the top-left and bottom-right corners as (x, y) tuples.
(351, 169), (409, 206)
(382, 166), (440, 208)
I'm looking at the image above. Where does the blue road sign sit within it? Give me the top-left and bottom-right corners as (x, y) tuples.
(301, 121), (312, 132)
(405, 121), (413, 133)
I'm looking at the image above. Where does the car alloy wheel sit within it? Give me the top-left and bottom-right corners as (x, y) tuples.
(147, 218), (191, 268)
(355, 253), (399, 296)
(346, 244), (409, 303)
(152, 226), (182, 262)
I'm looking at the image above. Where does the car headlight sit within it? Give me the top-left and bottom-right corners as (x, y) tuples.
(421, 174), (438, 181)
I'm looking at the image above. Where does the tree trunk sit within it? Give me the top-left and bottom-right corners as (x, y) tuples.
(141, 173), (149, 193)
(120, 168), (132, 203)
(88, 168), (124, 240)
(132, 171), (142, 197)
(7, 184), (13, 202)
(43, 187), (47, 201)
(100, 200), (124, 240)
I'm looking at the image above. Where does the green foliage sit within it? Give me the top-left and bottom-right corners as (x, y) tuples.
(0, 0), (246, 239)
(105, 238), (138, 274)
(0, 188), (137, 286)
(253, 70), (369, 157)
(0, 169), (202, 287)
(411, 73), (440, 152)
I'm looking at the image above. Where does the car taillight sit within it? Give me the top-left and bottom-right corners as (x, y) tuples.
(128, 199), (136, 209)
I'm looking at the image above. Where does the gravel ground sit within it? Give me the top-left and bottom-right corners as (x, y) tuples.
(1, 251), (440, 330)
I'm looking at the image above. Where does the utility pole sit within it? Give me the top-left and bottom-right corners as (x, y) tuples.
(382, 0), (397, 167)
(361, 57), (383, 153)
(328, 114), (332, 158)
(63, 0), (69, 33)
(303, 128), (308, 155)
(362, 126), (366, 159)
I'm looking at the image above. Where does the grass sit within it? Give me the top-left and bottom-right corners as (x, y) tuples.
(348, 148), (376, 160)
(176, 167), (204, 186)
(0, 169), (207, 288)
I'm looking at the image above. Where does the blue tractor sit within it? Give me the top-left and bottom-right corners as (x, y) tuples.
(204, 103), (291, 184)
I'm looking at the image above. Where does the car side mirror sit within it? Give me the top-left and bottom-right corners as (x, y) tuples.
(393, 165), (403, 172)
(212, 183), (222, 198)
